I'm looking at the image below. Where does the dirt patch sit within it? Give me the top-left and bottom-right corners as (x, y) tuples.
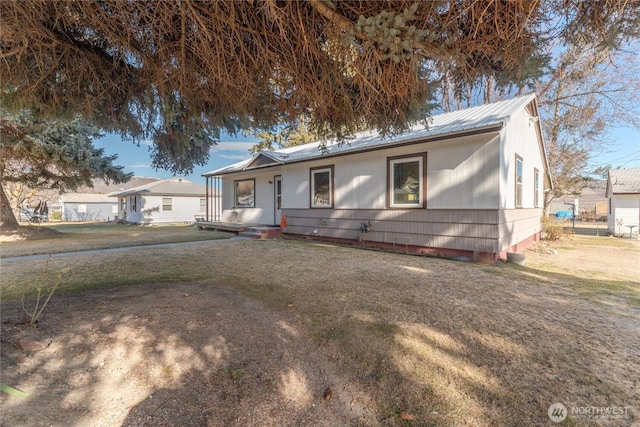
(1, 237), (639, 426)
(0, 225), (61, 243)
(1, 283), (376, 426)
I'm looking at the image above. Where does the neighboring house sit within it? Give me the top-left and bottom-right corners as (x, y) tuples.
(109, 178), (212, 224)
(549, 180), (608, 221)
(52, 193), (118, 221)
(203, 94), (552, 259)
(606, 167), (640, 237)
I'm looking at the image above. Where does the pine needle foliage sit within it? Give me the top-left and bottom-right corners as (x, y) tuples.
(2, 1), (638, 173)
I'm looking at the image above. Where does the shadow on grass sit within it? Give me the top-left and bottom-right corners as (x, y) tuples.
(1, 241), (638, 426)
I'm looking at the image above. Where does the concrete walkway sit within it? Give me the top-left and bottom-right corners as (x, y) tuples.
(0, 236), (250, 263)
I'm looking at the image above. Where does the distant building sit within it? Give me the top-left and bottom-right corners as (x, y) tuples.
(109, 177), (215, 224)
(54, 193), (118, 222)
(606, 167), (640, 237)
(549, 180), (608, 221)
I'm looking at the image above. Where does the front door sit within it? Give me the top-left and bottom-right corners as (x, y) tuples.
(274, 175), (282, 226)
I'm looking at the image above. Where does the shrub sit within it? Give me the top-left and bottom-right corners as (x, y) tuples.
(541, 217), (564, 241)
(22, 258), (74, 326)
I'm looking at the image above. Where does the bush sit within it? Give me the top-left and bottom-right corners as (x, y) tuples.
(541, 217), (564, 241)
(50, 211), (62, 221)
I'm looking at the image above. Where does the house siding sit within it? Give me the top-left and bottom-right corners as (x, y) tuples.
(63, 202), (117, 221)
(139, 195), (203, 224)
(282, 208), (502, 254)
(498, 208), (543, 253)
(501, 107), (545, 209)
(607, 194), (640, 235)
(221, 168), (282, 225)
(280, 132), (501, 211)
(426, 134), (501, 209)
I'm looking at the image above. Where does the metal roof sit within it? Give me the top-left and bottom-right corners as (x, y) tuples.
(107, 177), (207, 197)
(204, 93), (538, 177)
(608, 168), (640, 195)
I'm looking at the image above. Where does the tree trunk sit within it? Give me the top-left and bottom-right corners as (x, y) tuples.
(1, 184), (19, 228)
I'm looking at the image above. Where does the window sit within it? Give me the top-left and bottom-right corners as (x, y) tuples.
(275, 176), (282, 210)
(199, 198), (206, 212)
(112, 205), (118, 214)
(534, 168), (540, 208)
(388, 154), (425, 208)
(162, 198), (173, 211)
(130, 196), (137, 212)
(310, 166), (334, 208)
(515, 155), (523, 208)
(235, 179), (255, 208)
(77, 204), (87, 213)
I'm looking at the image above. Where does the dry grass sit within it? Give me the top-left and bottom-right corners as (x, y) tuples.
(1, 236), (638, 426)
(0, 222), (233, 258)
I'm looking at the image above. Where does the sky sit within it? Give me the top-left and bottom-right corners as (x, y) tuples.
(94, 131), (258, 186)
(94, 124), (640, 186)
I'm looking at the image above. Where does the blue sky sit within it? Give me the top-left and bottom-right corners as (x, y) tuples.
(94, 131), (257, 186)
(95, 124), (640, 186)
(590, 127), (640, 172)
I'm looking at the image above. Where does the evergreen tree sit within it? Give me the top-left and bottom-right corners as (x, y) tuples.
(0, 111), (132, 227)
(2, 1), (637, 173)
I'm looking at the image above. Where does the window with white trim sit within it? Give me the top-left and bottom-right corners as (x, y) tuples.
(388, 154), (425, 208)
(199, 198), (206, 212)
(162, 198), (173, 211)
(130, 196), (137, 212)
(310, 166), (333, 208)
(515, 155), (523, 208)
(534, 168), (540, 208)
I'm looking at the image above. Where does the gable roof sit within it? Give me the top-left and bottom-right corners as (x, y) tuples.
(204, 93), (539, 177)
(607, 168), (640, 196)
(108, 178), (206, 197)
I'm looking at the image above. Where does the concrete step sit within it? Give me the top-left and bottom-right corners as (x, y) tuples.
(239, 226), (282, 240)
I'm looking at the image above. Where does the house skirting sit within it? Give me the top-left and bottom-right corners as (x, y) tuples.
(281, 208), (542, 260)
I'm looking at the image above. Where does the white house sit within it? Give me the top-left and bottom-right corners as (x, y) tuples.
(109, 178), (212, 224)
(52, 193), (118, 222)
(203, 94), (552, 259)
(606, 167), (640, 237)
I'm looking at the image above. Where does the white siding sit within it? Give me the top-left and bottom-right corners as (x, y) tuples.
(427, 134), (500, 208)
(608, 194), (640, 235)
(282, 132), (500, 210)
(221, 168), (281, 225)
(137, 195), (202, 224)
(284, 153), (386, 209)
(501, 108), (546, 209)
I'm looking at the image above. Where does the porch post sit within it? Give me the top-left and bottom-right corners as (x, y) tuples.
(205, 176), (210, 222)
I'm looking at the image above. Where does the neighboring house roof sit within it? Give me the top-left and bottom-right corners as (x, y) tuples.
(108, 178), (207, 197)
(607, 167), (640, 196)
(204, 93), (541, 177)
(74, 177), (161, 194)
(57, 193), (116, 203)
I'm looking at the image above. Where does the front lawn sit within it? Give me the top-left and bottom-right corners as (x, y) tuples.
(1, 236), (638, 426)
